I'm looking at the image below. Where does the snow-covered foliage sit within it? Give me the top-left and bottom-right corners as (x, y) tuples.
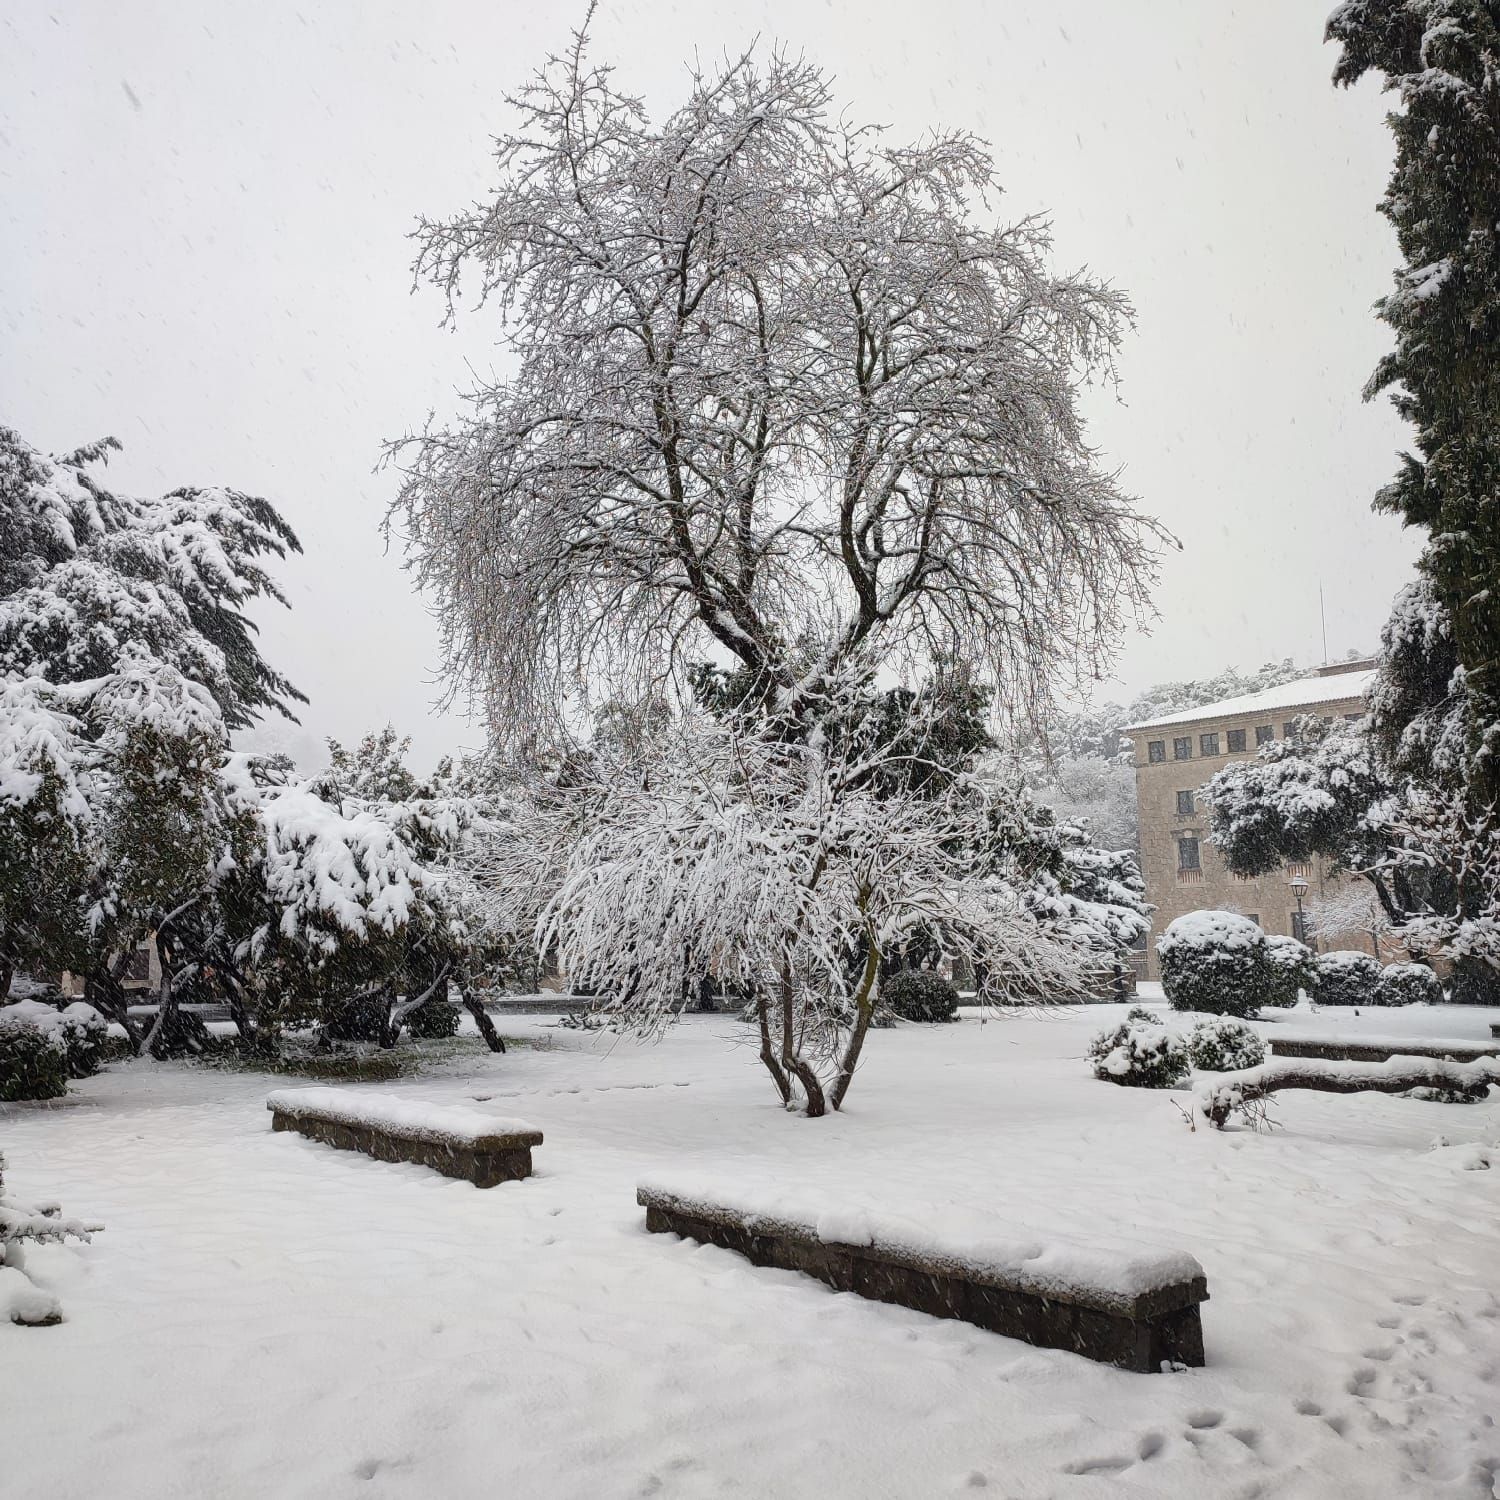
(1313, 950), (1384, 1008)
(1329, 3), (1500, 810)
(0, 425), (303, 729)
(1, 999), (106, 1079)
(1206, 716), (1389, 882)
(1157, 910), (1274, 1018)
(1186, 1016), (1265, 1073)
(473, 700), (1100, 1115)
(880, 970), (959, 1024)
(0, 1009), (68, 1101)
(1377, 961), (1443, 1008)
(389, 23), (1163, 752)
(0, 1150), (99, 1326)
(1087, 1016), (1188, 1089)
(1264, 933), (1317, 1009)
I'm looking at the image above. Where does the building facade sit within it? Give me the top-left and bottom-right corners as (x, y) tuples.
(1122, 661), (1376, 979)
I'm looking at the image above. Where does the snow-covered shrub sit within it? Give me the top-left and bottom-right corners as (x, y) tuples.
(0, 1000), (106, 1079)
(1377, 962), (1442, 1008)
(1264, 934), (1316, 1009)
(0, 1150), (100, 1325)
(406, 995), (459, 1039)
(881, 970), (960, 1023)
(1313, 950), (1384, 1007)
(1186, 1016), (1266, 1073)
(1087, 1019), (1188, 1088)
(0, 1013), (68, 1102)
(1449, 960), (1500, 1007)
(1125, 1004), (1160, 1027)
(1157, 911), (1273, 1018)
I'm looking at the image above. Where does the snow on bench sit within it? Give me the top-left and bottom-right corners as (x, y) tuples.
(1268, 1034), (1500, 1064)
(1200, 1055), (1500, 1129)
(267, 1088), (543, 1188)
(637, 1175), (1208, 1373)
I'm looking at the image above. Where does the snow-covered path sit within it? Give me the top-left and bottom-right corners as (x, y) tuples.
(3, 1006), (1499, 1499)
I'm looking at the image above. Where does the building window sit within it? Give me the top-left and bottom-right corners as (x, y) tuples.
(1227, 728), (1246, 752)
(1173, 736), (1192, 761)
(1176, 789), (1195, 816)
(1246, 913), (1260, 927)
(1283, 721), (1299, 741)
(1255, 725), (1274, 745)
(1147, 740), (1165, 764)
(1177, 837), (1201, 872)
(1344, 713), (1362, 723)
(1199, 732), (1220, 756)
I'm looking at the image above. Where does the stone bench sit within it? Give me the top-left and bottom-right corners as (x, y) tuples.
(1269, 1035), (1500, 1064)
(638, 1179), (1208, 1373)
(267, 1088), (542, 1188)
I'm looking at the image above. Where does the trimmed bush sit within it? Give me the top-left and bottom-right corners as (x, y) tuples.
(1264, 935), (1317, 1009)
(1377, 962), (1442, 1008)
(1087, 1019), (1189, 1088)
(1313, 950), (1383, 1007)
(0, 1014), (68, 1102)
(406, 997), (460, 1039)
(1157, 910), (1274, 1018)
(1, 1000), (106, 1078)
(881, 970), (960, 1023)
(1125, 1004), (1161, 1027)
(1186, 1016), (1266, 1073)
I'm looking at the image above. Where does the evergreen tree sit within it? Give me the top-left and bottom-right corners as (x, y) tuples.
(1328, 2), (1500, 802)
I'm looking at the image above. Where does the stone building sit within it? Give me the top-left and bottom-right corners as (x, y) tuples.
(1121, 660), (1376, 979)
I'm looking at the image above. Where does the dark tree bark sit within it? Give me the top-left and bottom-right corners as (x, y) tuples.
(460, 986), (506, 1054)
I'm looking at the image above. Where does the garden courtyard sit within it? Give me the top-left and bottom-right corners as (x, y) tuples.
(4, 998), (1498, 1500)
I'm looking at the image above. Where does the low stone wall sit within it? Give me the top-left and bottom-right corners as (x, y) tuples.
(268, 1093), (542, 1189)
(1269, 1037), (1500, 1064)
(638, 1185), (1207, 1374)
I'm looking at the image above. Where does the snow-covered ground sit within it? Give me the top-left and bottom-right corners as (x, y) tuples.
(4, 1003), (1499, 1500)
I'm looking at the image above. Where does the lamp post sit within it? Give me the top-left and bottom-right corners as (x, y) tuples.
(1289, 875), (1311, 950)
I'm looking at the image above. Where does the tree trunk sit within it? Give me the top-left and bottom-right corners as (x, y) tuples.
(461, 987), (506, 1054)
(1202, 1058), (1497, 1129)
(140, 933), (179, 1060)
(755, 988), (791, 1104)
(0, 961), (12, 1002)
(85, 962), (142, 1051)
(829, 934), (882, 1113)
(779, 961), (825, 1117)
(381, 966), (453, 1048)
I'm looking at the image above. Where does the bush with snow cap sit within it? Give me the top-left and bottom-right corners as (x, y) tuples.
(1157, 910), (1274, 1018)
(1186, 1016), (1265, 1073)
(0, 1011), (68, 1101)
(1087, 1018), (1188, 1089)
(1377, 962), (1442, 1008)
(1314, 950), (1384, 1007)
(1264, 934), (1317, 1009)
(1, 1000), (107, 1079)
(881, 970), (960, 1023)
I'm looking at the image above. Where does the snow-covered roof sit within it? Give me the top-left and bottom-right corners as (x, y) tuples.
(1122, 669), (1375, 734)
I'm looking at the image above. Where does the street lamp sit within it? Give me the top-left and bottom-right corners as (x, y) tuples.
(1289, 875), (1311, 949)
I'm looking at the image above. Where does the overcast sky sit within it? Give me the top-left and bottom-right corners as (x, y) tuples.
(1, 0), (1418, 769)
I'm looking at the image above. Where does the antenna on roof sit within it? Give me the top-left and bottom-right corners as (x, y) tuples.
(1319, 583), (1329, 667)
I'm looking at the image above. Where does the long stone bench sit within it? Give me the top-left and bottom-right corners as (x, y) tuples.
(638, 1178), (1208, 1373)
(267, 1088), (542, 1188)
(1269, 1035), (1500, 1064)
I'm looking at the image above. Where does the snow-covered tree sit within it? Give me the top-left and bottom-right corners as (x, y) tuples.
(1329, 2), (1500, 807)
(389, 23), (1162, 749)
(0, 425), (304, 729)
(475, 698), (1096, 1115)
